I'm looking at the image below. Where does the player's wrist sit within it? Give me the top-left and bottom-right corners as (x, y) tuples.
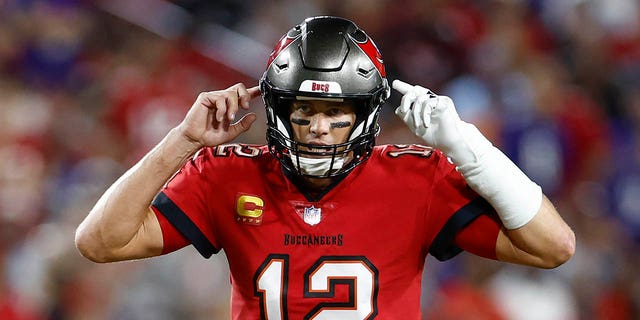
(451, 123), (542, 229)
(165, 127), (204, 159)
(458, 148), (542, 229)
(172, 126), (205, 152)
(438, 121), (491, 166)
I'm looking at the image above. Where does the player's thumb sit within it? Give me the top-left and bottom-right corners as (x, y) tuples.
(235, 113), (257, 133)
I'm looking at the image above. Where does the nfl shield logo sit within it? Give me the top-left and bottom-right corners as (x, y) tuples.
(303, 206), (322, 226)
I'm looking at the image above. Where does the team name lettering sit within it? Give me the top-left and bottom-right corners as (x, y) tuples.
(311, 82), (330, 92)
(283, 234), (343, 246)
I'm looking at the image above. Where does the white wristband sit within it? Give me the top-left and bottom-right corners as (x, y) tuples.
(451, 123), (542, 229)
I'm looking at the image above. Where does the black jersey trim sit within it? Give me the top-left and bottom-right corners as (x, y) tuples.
(429, 197), (493, 261)
(152, 191), (219, 258)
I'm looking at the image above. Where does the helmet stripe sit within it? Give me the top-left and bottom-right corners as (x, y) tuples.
(266, 34), (299, 68)
(352, 37), (386, 78)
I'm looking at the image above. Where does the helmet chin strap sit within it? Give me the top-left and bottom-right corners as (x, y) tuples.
(289, 154), (348, 177)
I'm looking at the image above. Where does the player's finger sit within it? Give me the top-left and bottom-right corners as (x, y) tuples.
(392, 79), (413, 95)
(414, 94), (431, 129)
(394, 101), (409, 122)
(394, 105), (408, 122)
(411, 97), (422, 129)
(238, 85), (261, 110)
(227, 84), (249, 120)
(395, 103), (414, 126)
(214, 94), (228, 122)
(228, 90), (245, 122)
(398, 89), (416, 114)
(247, 86), (261, 99)
(195, 92), (224, 125)
(206, 105), (215, 129)
(394, 106), (403, 117)
(196, 91), (215, 109)
(435, 96), (455, 116)
(423, 98), (434, 124)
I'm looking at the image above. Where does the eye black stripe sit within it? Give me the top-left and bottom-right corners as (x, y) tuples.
(291, 118), (310, 125)
(330, 121), (351, 128)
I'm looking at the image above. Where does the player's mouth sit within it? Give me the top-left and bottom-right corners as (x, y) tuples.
(301, 142), (334, 155)
(307, 146), (330, 154)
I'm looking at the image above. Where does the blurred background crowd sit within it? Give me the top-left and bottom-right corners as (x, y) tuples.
(1, 0), (639, 319)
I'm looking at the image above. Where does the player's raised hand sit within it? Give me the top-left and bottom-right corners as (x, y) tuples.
(177, 83), (261, 148)
(392, 79), (489, 165)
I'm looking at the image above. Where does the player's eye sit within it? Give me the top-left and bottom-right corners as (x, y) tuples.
(294, 104), (312, 115)
(327, 107), (345, 116)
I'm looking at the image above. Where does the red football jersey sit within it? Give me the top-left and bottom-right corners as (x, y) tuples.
(151, 144), (498, 319)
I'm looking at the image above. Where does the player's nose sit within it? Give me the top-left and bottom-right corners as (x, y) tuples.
(309, 113), (331, 136)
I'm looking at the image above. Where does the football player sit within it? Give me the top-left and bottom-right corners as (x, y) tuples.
(75, 16), (575, 319)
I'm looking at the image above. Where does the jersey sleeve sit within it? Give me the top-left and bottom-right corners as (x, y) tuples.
(151, 149), (220, 258)
(152, 207), (189, 254)
(425, 153), (499, 261)
(454, 213), (500, 260)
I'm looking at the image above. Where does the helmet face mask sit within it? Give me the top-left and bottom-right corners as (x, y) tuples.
(260, 16), (390, 178)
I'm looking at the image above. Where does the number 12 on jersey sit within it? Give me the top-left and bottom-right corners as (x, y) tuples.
(254, 254), (379, 320)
